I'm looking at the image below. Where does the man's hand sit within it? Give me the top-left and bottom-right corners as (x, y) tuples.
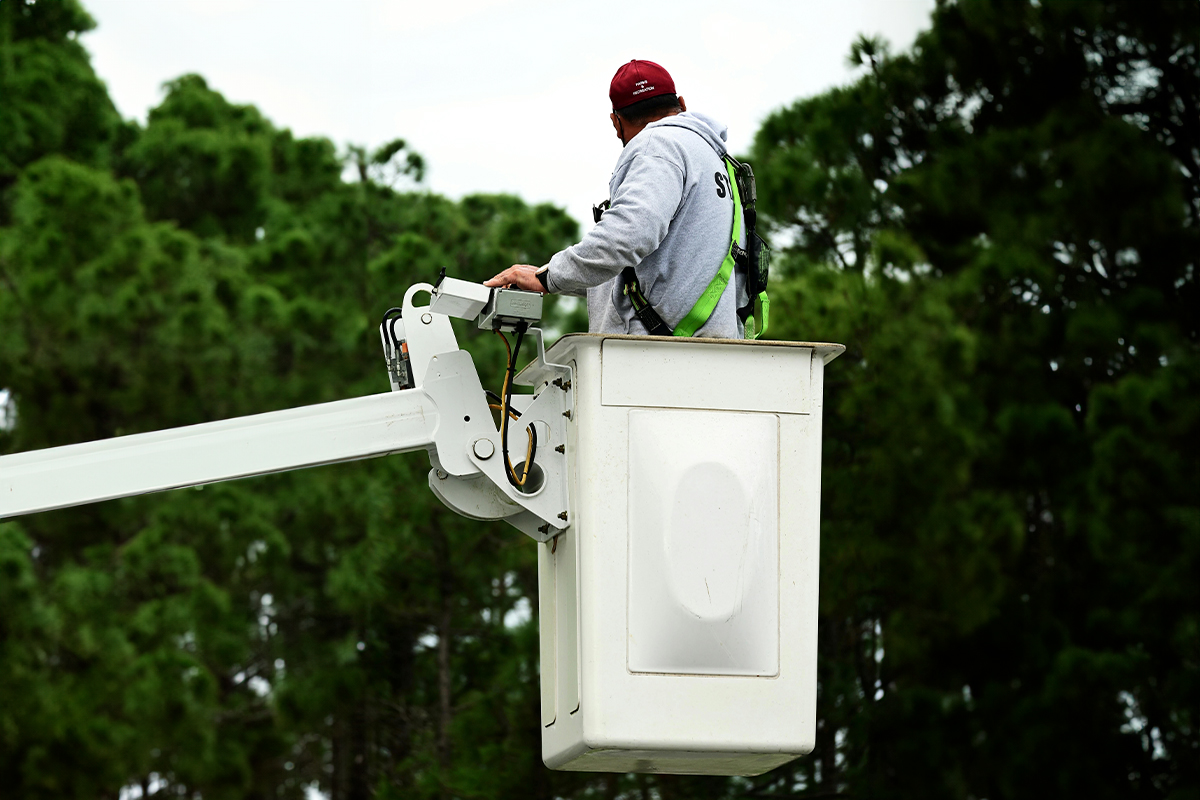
(484, 264), (547, 293)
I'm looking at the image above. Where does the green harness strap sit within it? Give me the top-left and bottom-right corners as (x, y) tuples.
(744, 286), (770, 340)
(672, 158), (743, 338)
(621, 156), (770, 338)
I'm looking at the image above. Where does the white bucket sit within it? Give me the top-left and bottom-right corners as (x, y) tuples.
(526, 334), (843, 776)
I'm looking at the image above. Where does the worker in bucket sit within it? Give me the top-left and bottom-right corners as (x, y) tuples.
(485, 59), (768, 339)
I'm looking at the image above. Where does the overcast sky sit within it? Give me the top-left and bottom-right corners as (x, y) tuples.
(81, 0), (934, 229)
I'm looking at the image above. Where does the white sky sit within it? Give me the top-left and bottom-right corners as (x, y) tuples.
(81, 0), (933, 229)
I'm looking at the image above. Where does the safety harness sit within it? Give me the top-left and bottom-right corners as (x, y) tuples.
(618, 154), (770, 339)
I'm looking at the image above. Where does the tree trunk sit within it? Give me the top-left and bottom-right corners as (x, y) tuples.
(331, 715), (343, 800)
(434, 523), (454, 777)
(437, 592), (453, 769)
(348, 698), (370, 800)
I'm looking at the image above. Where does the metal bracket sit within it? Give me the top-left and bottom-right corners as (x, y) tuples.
(515, 327), (575, 396)
(402, 282), (460, 387)
(500, 328), (575, 542)
(414, 328), (574, 543)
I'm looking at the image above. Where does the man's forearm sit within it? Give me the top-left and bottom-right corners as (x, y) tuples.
(544, 209), (668, 294)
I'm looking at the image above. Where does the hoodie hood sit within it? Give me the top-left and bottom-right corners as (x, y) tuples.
(644, 110), (729, 157)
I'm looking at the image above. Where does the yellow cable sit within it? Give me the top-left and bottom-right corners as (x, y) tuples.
(519, 425), (534, 483)
(494, 331), (531, 486)
(489, 403), (521, 419)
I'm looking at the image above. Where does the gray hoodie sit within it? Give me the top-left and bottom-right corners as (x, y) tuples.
(544, 111), (746, 337)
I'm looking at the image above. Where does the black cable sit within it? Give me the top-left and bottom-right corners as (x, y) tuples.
(488, 388), (539, 481)
(485, 389), (517, 414)
(499, 323), (538, 488)
(380, 307), (403, 350)
(527, 418), (538, 469)
(499, 324), (524, 487)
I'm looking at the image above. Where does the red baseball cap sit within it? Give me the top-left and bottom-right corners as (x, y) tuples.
(609, 59), (676, 111)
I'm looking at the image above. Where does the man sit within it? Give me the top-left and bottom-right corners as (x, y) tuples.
(485, 59), (747, 338)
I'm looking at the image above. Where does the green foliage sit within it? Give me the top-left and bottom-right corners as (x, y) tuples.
(120, 74), (276, 242)
(0, 0), (122, 202)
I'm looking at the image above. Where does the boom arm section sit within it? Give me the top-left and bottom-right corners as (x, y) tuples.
(0, 390), (437, 519)
(0, 281), (573, 543)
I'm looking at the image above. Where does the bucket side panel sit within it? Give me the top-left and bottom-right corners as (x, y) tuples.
(627, 409), (780, 677)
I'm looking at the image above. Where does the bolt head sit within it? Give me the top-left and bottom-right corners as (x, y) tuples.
(472, 438), (495, 460)
(421, 313), (433, 324)
(435, 469), (448, 480)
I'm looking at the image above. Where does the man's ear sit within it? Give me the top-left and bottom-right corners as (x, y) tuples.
(678, 96), (687, 112)
(610, 112), (625, 144)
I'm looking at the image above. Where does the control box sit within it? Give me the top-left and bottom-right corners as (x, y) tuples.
(478, 288), (544, 331)
(428, 274), (543, 332)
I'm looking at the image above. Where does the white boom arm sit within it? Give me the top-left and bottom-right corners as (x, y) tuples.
(0, 281), (573, 543)
(0, 391), (437, 518)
